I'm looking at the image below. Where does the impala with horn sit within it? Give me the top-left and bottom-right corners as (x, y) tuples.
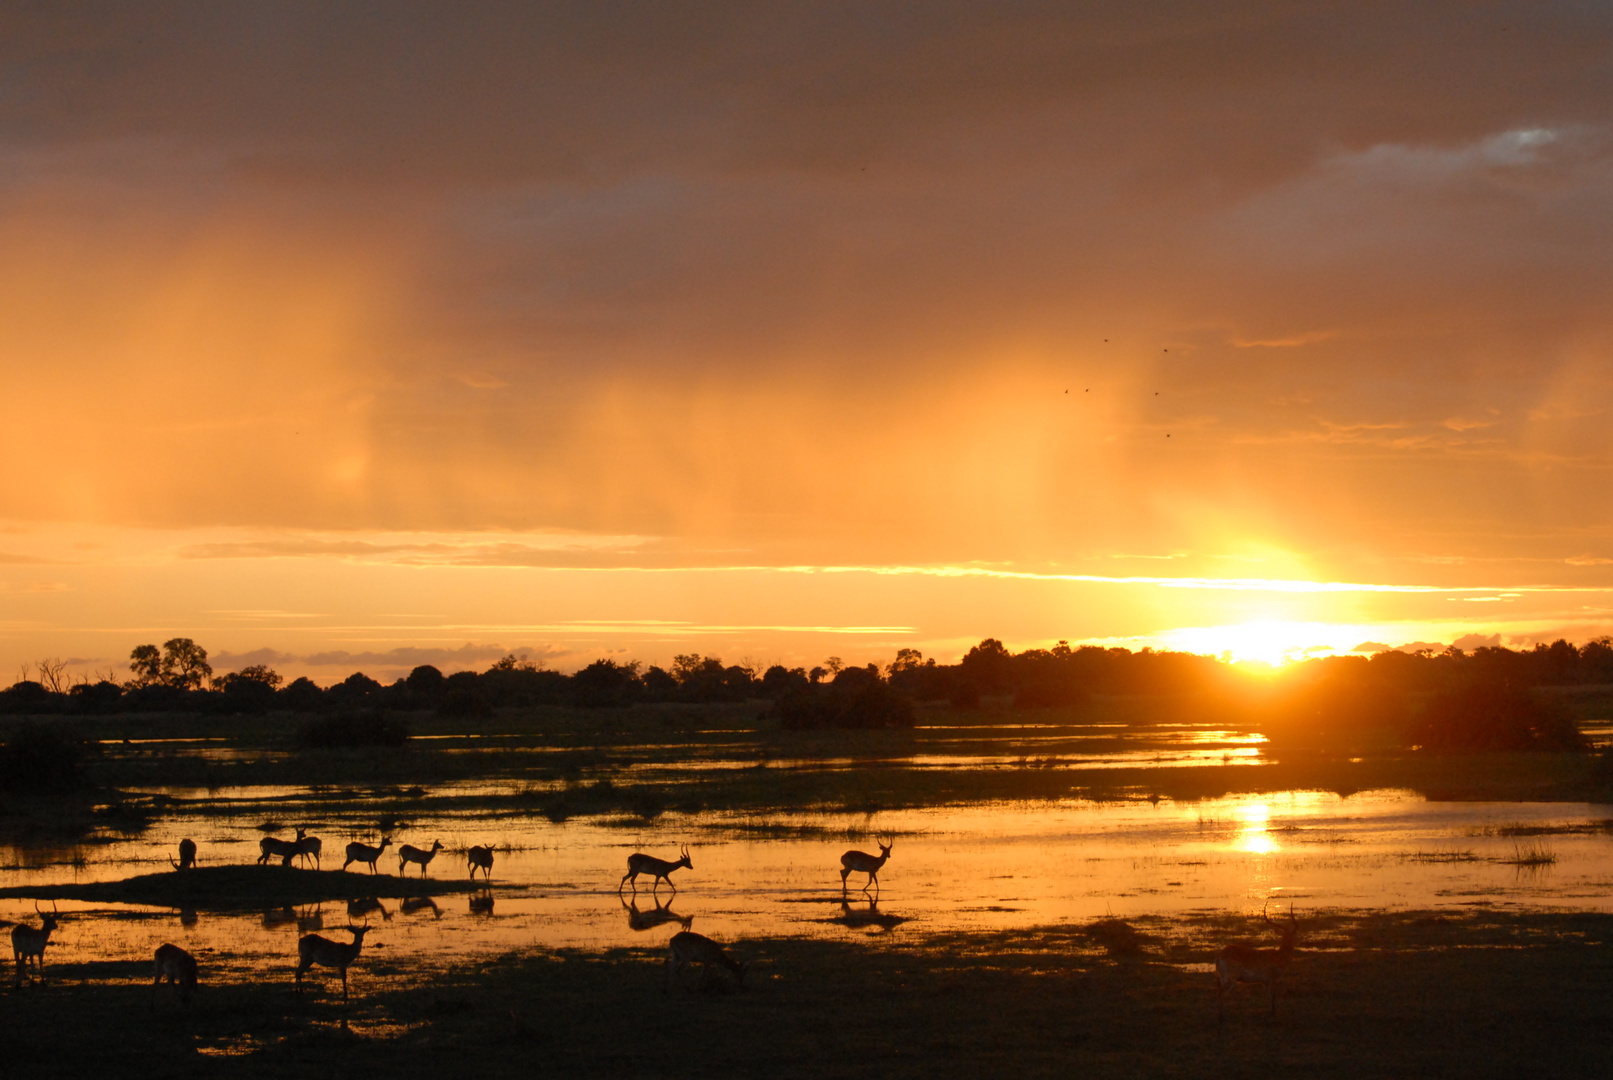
(619, 844), (692, 894)
(1216, 902), (1299, 1022)
(839, 835), (894, 895)
(290, 832), (322, 869)
(11, 901), (61, 985)
(170, 838), (197, 871)
(295, 922), (373, 999)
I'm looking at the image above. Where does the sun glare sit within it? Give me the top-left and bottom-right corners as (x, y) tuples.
(1161, 620), (1342, 667)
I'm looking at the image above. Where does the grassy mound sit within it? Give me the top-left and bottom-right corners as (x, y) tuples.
(0, 864), (476, 908)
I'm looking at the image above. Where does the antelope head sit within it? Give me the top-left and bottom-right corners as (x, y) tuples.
(877, 835), (895, 857)
(35, 899), (61, 931)
(678, 844), (692, 869)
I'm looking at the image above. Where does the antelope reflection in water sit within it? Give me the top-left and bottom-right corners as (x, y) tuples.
(401, 895), (443, 920)
(832, 897), (905, 932)
(347, 897), (392, 922)
(621, 894), (694, 933)
(178, 908), (198, 927)
(261, 903), (323, 932)
(468, 889), (495, 917)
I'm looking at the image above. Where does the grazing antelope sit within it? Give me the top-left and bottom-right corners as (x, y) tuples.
(295, 924), (371, 1000)
(467, 844), (495, 881)
(170, 838), (197, 871)
(259, 828), (307, 867)
(151, 943), (198, 1008)
(11, 901), (61, 985)
(346, 897), (392, 922)
(839, 835), (894, 895)
(665, 930), (747, 993)
(620, 845), (692, 894)
(342, 836), (391, 873)
(622, 894), (694, 933)
(398, 839), (444, 877)
(1216, 902), (1299, 1023)
(290, 833), (322, 869)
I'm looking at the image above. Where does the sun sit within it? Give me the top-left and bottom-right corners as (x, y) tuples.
(1161, 620), (1340, 667)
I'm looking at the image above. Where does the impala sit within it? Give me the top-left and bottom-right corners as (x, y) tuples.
(11, 901), (61, 985)
(170, 838), (197, 871)
(1216, 902), (1299, 1022)
(398, 839), (444, 877)
(839, 835), (894, 895)
(622, 895), (694, 933)
(620, 845), (692, 894)
(151, 943), (198, 1008)
(259, 828), (307, 867)
(665, 930), (747, 993)
(295, 924), (371, 999)
(342, 836), (391, 873)
(290, 833), (322, 870)
(467, 843), (495, 881)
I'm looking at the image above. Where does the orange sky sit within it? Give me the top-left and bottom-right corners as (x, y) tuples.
(4, 4), (1613, 682)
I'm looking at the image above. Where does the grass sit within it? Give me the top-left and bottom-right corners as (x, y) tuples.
(1503, 840), (1559, 867)
(2, 910), (1612, 1078)
(0, 865), (478, 908)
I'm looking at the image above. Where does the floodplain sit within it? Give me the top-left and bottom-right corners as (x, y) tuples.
(3, 699), (1612, 1077)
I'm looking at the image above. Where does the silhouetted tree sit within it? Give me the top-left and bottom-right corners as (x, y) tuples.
(279, 676), (325, 712)
(406, 665), (446, 697)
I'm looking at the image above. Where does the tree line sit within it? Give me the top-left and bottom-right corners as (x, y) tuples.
(3, 634), (1612, 747)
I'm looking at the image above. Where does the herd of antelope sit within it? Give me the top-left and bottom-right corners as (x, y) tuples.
(8, 826), (1301, 1016)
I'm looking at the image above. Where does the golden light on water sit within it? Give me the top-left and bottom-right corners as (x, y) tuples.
(1231, 802), (1279, 856)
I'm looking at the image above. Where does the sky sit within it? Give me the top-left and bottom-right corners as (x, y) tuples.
(4, 2), (1613, 683)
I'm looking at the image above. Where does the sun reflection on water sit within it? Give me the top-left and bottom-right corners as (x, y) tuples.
(1232, 801), (1278, 854)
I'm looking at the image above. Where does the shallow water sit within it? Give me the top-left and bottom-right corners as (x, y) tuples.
(5, 787), (1613, 987)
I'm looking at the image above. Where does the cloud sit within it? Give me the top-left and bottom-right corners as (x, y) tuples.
(1451, 633), (1502, 650)
(1351, 641), (1392, 653)
(1394, 640), (1446, 654)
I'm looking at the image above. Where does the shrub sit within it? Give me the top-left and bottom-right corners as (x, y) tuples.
(0, 723), (92, 792)
(1416, 684), (1588, 753)
(777, 677), (915, 730)
(297, 710), (409, 749)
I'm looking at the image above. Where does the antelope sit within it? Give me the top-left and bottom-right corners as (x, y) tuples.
(467, 844), (495, 881)
(170, 838), (197, 871)
(620, 844), (692, 894)
(151, 943), (198, 1008)
(622, 894), (694, 933)
(295, 924), (371, 1000)
(1216, 902), (1299, 1023)
(290, 833), (322, 870)
(11, 901), (61, 984)
(259, 828), (307, 867)
(342, 836), (391, 873)
(665, 930), (747, 993)
(398, 839), (444, 877)
(839, 835), (894, 895)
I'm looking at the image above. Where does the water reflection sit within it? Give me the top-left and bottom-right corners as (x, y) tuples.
(346, 897), (391, 922)
(401, 895), (443, 920)
(621, 895), (693, 933)
(833, 898), (905, 932)
(8, 788), (1613, 976)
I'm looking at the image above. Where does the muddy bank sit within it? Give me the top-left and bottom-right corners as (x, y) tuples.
(2, 909), (1611, 1078)
(0, 865), (478, 908)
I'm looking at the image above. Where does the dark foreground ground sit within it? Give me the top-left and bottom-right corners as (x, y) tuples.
(4, 909), (1611, 1079)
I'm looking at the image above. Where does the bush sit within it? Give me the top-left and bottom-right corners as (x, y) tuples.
(297, 710), (409, 749)
(0, 680), (64, 715)
(777, 677), (915, 730)
(1416, 684), (1588, 753)
(0, 723), (92, 792)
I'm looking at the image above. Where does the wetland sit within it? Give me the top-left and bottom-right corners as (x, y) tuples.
(4, 697), (1613, 1077)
